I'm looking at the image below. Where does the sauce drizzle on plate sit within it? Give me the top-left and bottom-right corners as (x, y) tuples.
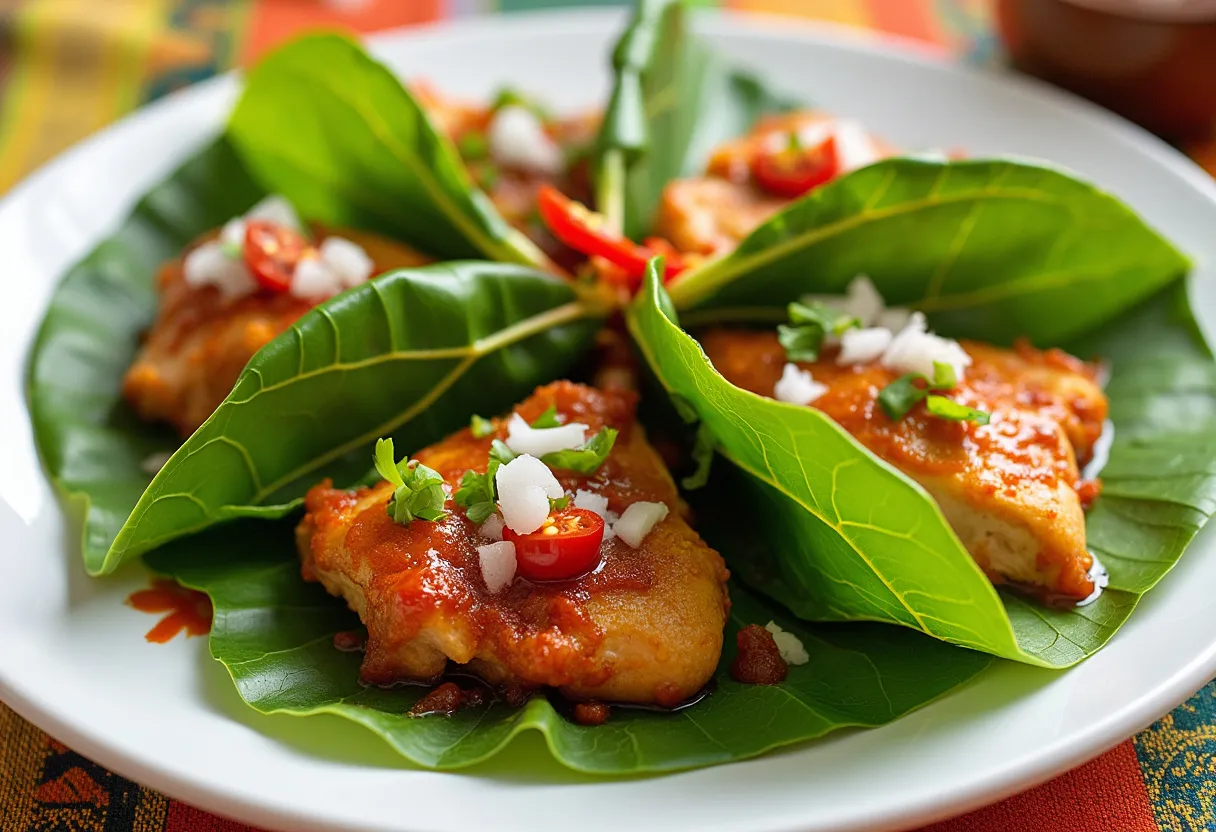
(125, 579), (212, 643)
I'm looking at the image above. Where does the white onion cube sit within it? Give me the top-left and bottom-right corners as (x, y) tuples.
(504, 413), (588, 457)
(290, 257), (342, 300)
(765, 621), (810, 666)
(183, 241), (257, 300)
(613, 501), (668, 548)
(774, 363), (828, 406)
(488, 105), (564, 175)
(320, 236), (374, 288)
(477, 541), (517, 593)
(495, 454), (563, 535)
(245, 195), (303, 232)
(837, 326), (893, 366)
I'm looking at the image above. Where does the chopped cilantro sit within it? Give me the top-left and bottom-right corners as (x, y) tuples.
(373, 438), (449, 525)
(778, 301), (860, 362)
(470, 414), (495, 438)
(457, 130), (489, 161)
(541, 427), (617, 475)
(530, 405), (562, 429)
(454, 441), (517, 524)
(878, 361), (988, 424)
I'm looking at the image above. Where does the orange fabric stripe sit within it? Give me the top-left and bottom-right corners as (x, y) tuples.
(239, 0), (443, 66)
(862, 0), (940, 45)
(727, 0), (870, 29)
(919, 740), (1158, 832)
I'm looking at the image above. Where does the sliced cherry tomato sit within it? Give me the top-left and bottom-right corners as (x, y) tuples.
(503, 506), (605, 582)
(751, 133), (840, 198)
(536, 186), (686, 288)
(243, 220), (316, 292)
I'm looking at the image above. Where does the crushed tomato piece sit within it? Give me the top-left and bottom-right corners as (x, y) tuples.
(730, 624), (788, 685)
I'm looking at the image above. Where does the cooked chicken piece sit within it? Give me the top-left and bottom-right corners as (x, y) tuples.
(122, 227), (429, 436)
(656, 111), (896, 256)
(298, 382), (730, 706)
(700, 330), (1108, 604)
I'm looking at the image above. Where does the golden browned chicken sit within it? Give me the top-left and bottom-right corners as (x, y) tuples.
(123, 227), (429, 436)
(297, 382), (731, 706)
(656, 112), (897, 256)
(700, 330), (1108, 604)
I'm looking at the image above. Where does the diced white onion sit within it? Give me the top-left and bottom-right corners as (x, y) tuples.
(876, 307), (913, 333)
(774, 363), (828, 406)
(603, 510), (620, 542)
(613, 501), (668, 548)
(833, 119), (882, 172)
(488, 105), (564, 176)
(765, 621), (810, 666)
(880, 312), (971, 380)
(183, 241), (257, 300)
(503, 413), (588, 457)
(245, 194), (303, 232)
(477, 541), (517, 593)
(837, 326), (893, 366)
(573, 489), (609, 521)
(495, 454), (563, 535)
(802, 275), (884, 328)
(320, 236), (374, 288)
(140, 450), (174, 475)
(290, 257), (343, 300)
(479, 513), (505, 541)
(219, 218), (246, 252)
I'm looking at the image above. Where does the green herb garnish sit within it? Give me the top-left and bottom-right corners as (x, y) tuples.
(877, 361), (988, 423)
(453, 440), (517, 524)
(457, 130), (489, 161)
(490, 87), (551, 120)
(778, 301), (860, 362)
(540, 427), (618, 475)
(374, 438), (449, 526)
(470, 414), (495, 438)
(925, 395), (991, 424)
(530, 405), (562, 428)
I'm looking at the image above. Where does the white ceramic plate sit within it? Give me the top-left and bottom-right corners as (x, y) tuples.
(3, 10), (1216, 832)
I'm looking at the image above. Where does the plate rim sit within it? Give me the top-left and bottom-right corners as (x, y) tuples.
(4, 8), (1216, 832)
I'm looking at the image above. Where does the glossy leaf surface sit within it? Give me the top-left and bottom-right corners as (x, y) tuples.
(148, 520), (990, 774)
(669, 158), (1189, 345)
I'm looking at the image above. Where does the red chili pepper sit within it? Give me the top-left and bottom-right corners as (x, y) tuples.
(503, 506), (605, 582)
(751, 133), (841, 198)
(536, 186), (686, 288)
(243, 220), (316, 292)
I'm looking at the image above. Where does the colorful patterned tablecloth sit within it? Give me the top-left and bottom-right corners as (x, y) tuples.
(2, 2), (1214, 830)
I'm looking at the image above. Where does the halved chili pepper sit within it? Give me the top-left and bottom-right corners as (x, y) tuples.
(503, 506), (605, 582)
(243, 220), (316, 292)
(536, 185), (686, 288)
(751, 133), (841, 198)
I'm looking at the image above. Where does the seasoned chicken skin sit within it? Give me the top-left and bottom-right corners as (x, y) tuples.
(656, 112), (896, 256)
(122, 227), (429, 436)
(700, 331), (1108, 603)
(297, 382), (731, 706)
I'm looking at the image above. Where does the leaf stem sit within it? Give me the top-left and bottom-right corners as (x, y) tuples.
(597, 148), (626, 237)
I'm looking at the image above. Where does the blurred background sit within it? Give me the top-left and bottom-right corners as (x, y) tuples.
(0, 0), (1212, 194)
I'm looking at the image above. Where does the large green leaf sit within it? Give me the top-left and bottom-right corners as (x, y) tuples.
(101, 261), (602, 575)
(669, 158), (1190, 345)
(147, 520), (990, 774)
(26, 138), (269, 574)
(595, 0), (793, 239)
(629, 267), (1216, 667)
(228, 33), (547, 268)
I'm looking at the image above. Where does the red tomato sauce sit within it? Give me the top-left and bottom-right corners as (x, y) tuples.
(125, 579), (212, 643)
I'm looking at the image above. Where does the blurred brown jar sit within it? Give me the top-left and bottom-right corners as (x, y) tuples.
(996, 0), (1216, 141)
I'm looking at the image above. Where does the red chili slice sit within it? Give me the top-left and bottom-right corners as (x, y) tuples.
(243, 219), (316, 292)
(536, 185), (686, 288)
(751, 133), (841, 198)
(503, 506), (605, 582)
